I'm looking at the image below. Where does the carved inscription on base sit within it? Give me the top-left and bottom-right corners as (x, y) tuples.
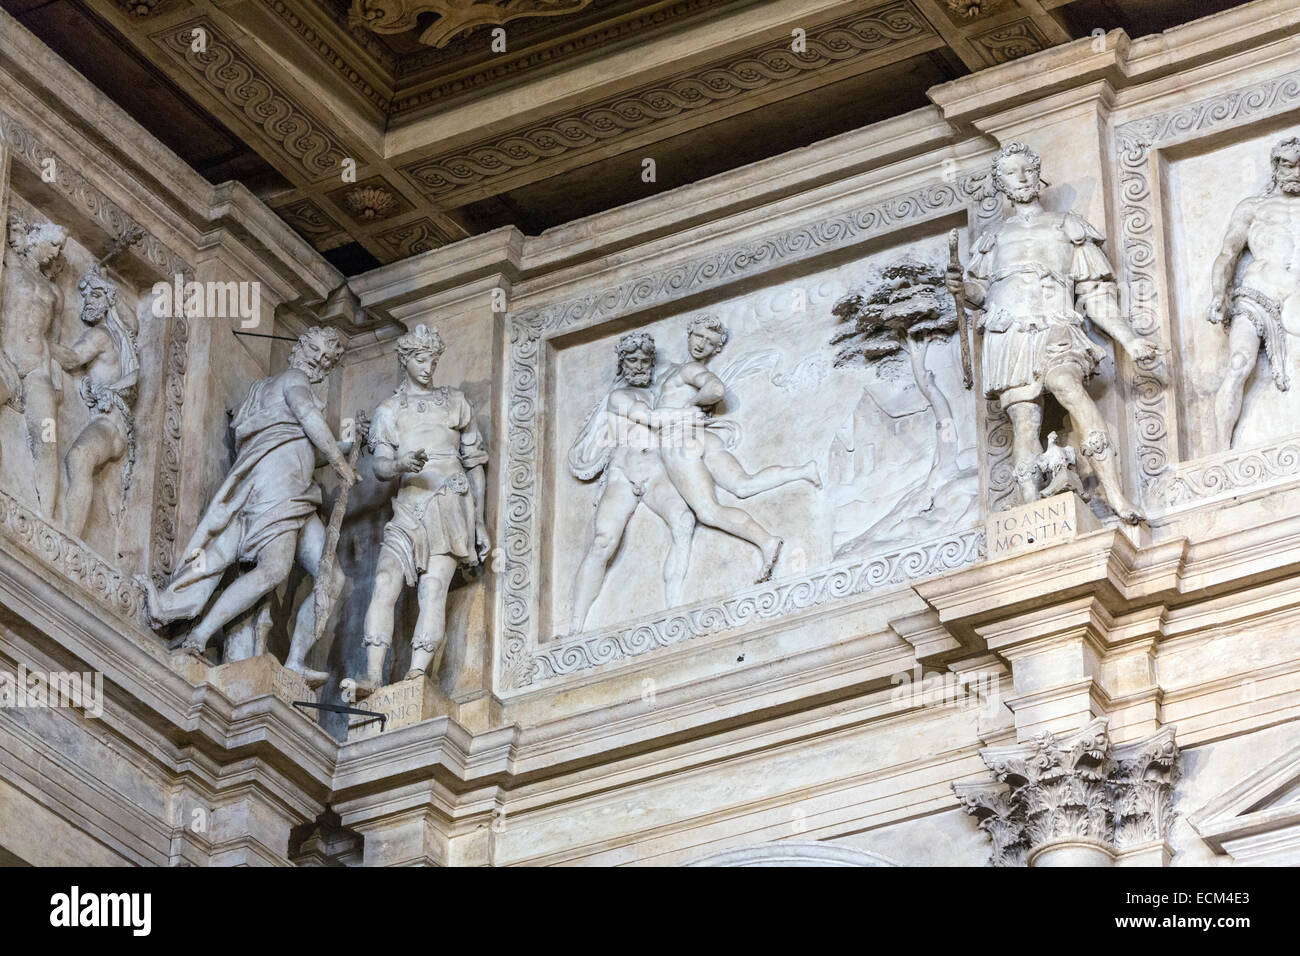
(986, 491), (1098, 559)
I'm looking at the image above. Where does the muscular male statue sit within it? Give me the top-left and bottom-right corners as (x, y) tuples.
(139, 326), (358, 687)
(946, 142), (1159, 522)
(567, 332), (698, 633)
(52, 265), (139, 537)
(1207, 136), (1300, 449)
(1, 213), (68, 515)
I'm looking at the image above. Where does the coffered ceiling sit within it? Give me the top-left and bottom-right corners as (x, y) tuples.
(3, 0), (1252, 273)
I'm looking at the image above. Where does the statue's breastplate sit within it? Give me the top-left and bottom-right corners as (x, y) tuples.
(984, 226), (1077, 329)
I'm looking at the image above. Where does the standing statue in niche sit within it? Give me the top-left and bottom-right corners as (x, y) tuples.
(651, 314), (818, 579)
(137, 326), (357, 688)
(1, 213), (68, 516)
(51, 264), (139, 537)
(946, 142), (1160, 522)
(344, 325), (490, 699)
(1206, 136), (1300, 450)
(567, 331), (698, 633)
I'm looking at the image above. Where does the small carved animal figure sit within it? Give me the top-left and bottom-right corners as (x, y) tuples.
(1034, 432), (1085, 499)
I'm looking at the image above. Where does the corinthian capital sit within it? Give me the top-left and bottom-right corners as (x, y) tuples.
(956, 718), (1179, 866)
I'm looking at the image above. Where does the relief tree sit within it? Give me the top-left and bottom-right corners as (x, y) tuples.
(832, 255), (961, 474)
(829, 255), (976, 554)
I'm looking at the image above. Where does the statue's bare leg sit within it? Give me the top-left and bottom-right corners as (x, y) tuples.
(1004, 400), (1044, 504)
(285, 515), (340, 688)
(178, 530), (297, 657)
(349, 549), (407, 699)
(22, 370), (60, 518)
(706, 449), (821, 498)
(406, 555), (459, 680)
(642, 474), (694, 607)
(1044, 366), (1144, 524)
(569, 474), (639, 633)
(60, 417), (125, 537)
(663, 451), (781, 581)
(1213, 316), (1262, 451)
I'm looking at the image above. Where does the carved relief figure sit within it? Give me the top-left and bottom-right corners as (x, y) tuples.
(348, 325), (489, 698)
(830, 256), (978, 555)
(51, 265), (139, 537)
(567, 332), (699, 633)
(138, 326), (356, 687)
(946, 142), (1159, 522)
(1206, 136), (1300, 449)
(1, 213), (69, 516)
(651, 314), (818, 580)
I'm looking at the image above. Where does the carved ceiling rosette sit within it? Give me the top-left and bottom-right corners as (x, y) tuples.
(344, 185), (399, 220)
(349, 0), (598, 48)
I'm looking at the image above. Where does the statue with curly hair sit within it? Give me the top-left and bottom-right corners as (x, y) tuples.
(346, 324), (490, 697)
(946, 142), (1159, 522)
(139, 325), (357, 686)
(566, 330), (700, 633)
(51, 264), (140, 537)
(647, 314), (819, 582)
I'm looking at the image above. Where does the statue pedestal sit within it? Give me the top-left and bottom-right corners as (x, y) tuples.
(985, 491), (1099, 561)
(347, 674), (455, 741)
(166, 651), (318, 706)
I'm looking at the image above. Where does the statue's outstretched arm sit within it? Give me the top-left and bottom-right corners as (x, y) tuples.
(284, 376), (356, 483)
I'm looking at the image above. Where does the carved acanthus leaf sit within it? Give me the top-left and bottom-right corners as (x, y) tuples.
(956, 719), (1180, 865)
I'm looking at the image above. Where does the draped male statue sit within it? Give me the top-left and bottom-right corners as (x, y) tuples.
(138, 326), (358, 687)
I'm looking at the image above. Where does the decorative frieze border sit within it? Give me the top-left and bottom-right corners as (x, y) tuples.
(0, 109), (194, 596)
(499, 166), (998, 690)
(1153, 436), (1300, 508)
(1114, 70), (1300, 506)
(532, 527), (984, 683)
(0, 488), (143, 621)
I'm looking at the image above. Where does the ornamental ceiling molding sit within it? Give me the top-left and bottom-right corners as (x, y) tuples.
(968, 17), (1048, 66)
(498, 166), (997, 691)
(115, 0), (181, 17)
(1114, 69), (1300, 509)
(274, 197), (346, 245)
(150, 17), (351, 183)
(373, 217), (463, 259)
(349, 0), (599, 50)
(389, 0), (730, 114)
(261, 0), (393, 113)
(0, 109), (194, 598)
(400, 2), (936, 204)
